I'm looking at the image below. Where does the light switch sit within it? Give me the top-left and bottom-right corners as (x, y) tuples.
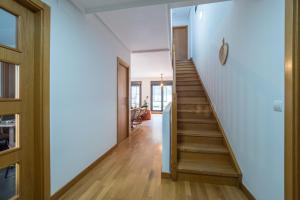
(273, 100), (283, 112)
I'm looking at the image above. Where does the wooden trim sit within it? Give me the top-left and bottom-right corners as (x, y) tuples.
(170, 44), (177, 180)
(192, 58), (242, 178)
(117, 56), (129, 69)
(117, 57), (130, 143)
(240, 183), (256, 200)
(13, 1), (51, 199)
(51, 145), (117, 200)
(161, 172), (171, 179)
(285, 0), (300, 199)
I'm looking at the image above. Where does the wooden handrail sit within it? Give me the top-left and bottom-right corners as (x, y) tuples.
(170, 44), (177, 180)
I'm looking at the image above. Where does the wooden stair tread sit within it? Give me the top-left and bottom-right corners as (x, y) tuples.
(178, 130), (222, 137)
(178, 109), (210, 113)
(178, 118), (217, 124)
(177, 160), (239, 177)
(178, 102), (209, 105)
(178, 143), (228, 154)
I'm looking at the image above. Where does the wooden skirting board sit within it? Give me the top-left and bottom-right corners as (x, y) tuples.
(51, 145), (117, 200)
(240, 183), (256, 200)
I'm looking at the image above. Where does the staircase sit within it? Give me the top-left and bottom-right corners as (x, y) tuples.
(175, 60), (241, 186)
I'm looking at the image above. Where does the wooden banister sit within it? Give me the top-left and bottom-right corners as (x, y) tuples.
(171, 44), (177, 180)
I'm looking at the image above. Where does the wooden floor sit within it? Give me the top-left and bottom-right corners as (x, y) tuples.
(59, 115), (248, 200)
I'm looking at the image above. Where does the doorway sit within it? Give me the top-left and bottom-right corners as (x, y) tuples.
(173, 26), (188, 60)
(0, 1), (50, 199)
(117, 57), (130, 144)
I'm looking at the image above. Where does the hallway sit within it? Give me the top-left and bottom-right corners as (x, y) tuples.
(59, 115), (247, 200)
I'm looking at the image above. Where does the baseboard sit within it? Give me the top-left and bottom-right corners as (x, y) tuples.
(161, 172), (171, 179)
(51, 144), (117, 200)
(240, 183), (256, 200)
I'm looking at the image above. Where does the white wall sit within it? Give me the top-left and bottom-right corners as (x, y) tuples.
(162, 103), (171, 173)
(172, 8), (192, 58)
(42, 0), (130, 195)
(190, 1), (284, 200)
(131, 77), (172, 109)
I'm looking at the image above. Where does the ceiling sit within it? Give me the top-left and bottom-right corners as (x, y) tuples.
(131, 51), (173, 78)
(98, 5), (170, 52)
(71, 0), (229, 13)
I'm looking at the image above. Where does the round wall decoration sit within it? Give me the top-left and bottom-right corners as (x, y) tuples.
(219, 38), (229, 65)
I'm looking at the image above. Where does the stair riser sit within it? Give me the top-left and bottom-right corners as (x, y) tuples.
(177, 91), (205, 97)
(176, 85), (203, 92)
(177, 86), (203, 91)
(178, 104), (211, 111)
(178, 99), (208, 105)
(176, 77), (199, 81)
(178, 136), (224, 145)
(176, 68), (195, 72)
(178, 152), (231, 161)
(178, 123), (219, 131)
(178, 96), (207, 101)
(176, 81), (201, 86)
(176, 73), (198, 78)
(177, 173), (240, 186)
(176, 69), (196, 72)
(176, 69), (197, 75)
(178, 111), (213, 119)
(176, 63), (194, 66)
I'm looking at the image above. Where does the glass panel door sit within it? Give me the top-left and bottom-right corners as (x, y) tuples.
(151, 81), (172, 112)
(131, 82), (141, 108)
(163, 85), (172, 110)
(0, 1), (36, 199)
(152, 85), (162, 111)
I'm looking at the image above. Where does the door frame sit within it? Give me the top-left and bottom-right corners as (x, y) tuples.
(173, 25), (188, 61)
(117, 57), (130, 144)
(285, 0), (299, 199)
(10, 0), (51, 199)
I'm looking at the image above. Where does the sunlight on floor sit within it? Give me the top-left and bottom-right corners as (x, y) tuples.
(142, 114), (162, 144)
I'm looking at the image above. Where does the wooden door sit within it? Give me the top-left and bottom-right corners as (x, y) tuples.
(0, 1), (45, 199)
(173, 26), (188, 60)
(117, 58), (129, 144)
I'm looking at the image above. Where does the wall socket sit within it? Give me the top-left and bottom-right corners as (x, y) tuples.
(273, 100), (283, 112)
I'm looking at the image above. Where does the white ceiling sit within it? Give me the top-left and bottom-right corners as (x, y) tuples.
(131, 51), (173, 78)
(71, 0), (229, 13)
(98, 5), (170, 52)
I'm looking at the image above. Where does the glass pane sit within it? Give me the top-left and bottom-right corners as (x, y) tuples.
(0, 8), (17, 48)
(152, 85), (162, 111)
(163, 85), (172, 110)
(131, 85), (140, 108)
(0, 62), (19, 99)
(0, 164), (17, 200)
(0, 114), (18, 153)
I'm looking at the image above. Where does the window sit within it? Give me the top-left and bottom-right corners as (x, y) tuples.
(151, 81), (172, 112)
(131, 81), (141, 108)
